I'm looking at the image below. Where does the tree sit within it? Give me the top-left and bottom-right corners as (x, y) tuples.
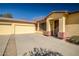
(0, 14), (3, 17)
(2, 13), (13, 18)
(0, 13), (13, 18)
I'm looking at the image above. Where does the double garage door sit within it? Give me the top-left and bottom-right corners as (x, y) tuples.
(0, 24), (36, 35)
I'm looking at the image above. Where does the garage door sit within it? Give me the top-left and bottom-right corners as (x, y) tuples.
(0, 24), (11, 35)
(0, 24), (11, 55)
(15, 25), (36, 34)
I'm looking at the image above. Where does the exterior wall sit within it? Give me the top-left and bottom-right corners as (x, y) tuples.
(66, 24), (79, 37)
(48, 13), (66, 19)
(65, 13), (79, 37)
(66, 13), (79, 24)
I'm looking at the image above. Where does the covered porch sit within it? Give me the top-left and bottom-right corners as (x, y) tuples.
(36, 15), (66, 39)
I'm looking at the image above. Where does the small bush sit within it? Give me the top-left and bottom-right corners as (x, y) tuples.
(23, 48), (63, 56)
(68, 36), (79, 45)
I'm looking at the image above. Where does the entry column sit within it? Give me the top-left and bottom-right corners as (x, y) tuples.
(58, 17), (66, 39)
(37, 22), (40, 31)
(46, 18), (51, 36)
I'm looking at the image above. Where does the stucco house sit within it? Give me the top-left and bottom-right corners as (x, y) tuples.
(0, 11), (79, 40)
(36, 11), (79, 39)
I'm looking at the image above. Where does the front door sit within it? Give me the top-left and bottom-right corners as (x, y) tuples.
(54, 20), (59, 37)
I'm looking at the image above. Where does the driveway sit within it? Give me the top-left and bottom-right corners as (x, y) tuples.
(0, 33), (79, 56)
(15, 33), (79, 56)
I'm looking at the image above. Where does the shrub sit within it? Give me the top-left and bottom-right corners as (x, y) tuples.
(68, 36), (79, 44)
(23, 48), (63, 56)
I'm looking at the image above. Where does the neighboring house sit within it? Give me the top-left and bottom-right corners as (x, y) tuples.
(0, 11), (79, 40)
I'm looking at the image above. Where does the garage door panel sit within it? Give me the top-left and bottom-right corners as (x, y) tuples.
(15, 25), (35, 34)
(0, 24), (11, 35)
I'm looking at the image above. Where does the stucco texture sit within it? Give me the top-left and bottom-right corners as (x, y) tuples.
(66, 13), (79, 37)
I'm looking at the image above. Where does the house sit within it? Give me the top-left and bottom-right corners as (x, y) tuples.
(36, 11), (79, 39)
(0, 11), (79, 40)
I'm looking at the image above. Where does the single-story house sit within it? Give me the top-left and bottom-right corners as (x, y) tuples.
(0, 11), (79, 40)
(36, 11), (79, 39)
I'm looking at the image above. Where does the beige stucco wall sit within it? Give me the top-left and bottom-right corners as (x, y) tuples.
(66, 24), (79, 37)
(66, 13), (79, 24)
(65, 13), (79, 37)
(48, 13), (66, 19)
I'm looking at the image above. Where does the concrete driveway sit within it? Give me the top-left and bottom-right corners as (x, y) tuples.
(15, 33), (79, 56)
(0, 33), (79, 56)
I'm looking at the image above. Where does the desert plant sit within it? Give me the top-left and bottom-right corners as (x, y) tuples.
(68, 36), (79, 44)
(23, 48), (63, 56)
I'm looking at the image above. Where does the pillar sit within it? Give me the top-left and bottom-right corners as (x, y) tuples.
(11, 23), (15, 35)
(58, 17), (66, 39)
(46, 18), (51, 36)
(52, 21), (54, 35)
(37, 22), (40, 31)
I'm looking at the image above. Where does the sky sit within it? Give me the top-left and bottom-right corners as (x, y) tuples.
(0, 3), (79, 20)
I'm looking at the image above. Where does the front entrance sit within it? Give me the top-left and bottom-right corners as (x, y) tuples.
(54, 20), (59, 37)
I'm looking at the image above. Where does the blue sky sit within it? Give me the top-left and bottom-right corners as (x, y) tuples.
(0, 3), (79, 20)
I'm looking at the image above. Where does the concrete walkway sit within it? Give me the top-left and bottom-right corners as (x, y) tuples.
(3, 35), (17, 56)
(0, 35), (11, 56)
(15, 33), (79, 56)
